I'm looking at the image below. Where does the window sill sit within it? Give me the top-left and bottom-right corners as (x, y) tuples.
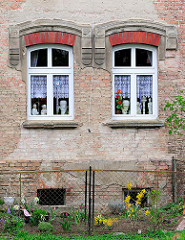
(22, 120), (78, 129)
(105, 119), (164, 128)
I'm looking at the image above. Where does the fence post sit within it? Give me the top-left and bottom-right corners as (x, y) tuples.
(85, 171), (87, 222)
(88, 166), (92, 235)
(92, 170), (95, 232)
(172, 157), (177, 203)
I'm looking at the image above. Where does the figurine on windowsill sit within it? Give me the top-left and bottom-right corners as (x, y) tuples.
(57, 100), (67, 115)
(41, 104), (47, 115)
(137, 102), (141, 114)
(122, 99), (130, 114)
(31, 103), (39, 115)
(148, 98), (153, 114)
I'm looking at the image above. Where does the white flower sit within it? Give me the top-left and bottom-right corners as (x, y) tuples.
(34, 197), (39, 204)
(21, 198), (25, 204)
(13, 205), (20, 210)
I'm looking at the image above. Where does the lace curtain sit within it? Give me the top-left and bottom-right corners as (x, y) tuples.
(53, 76), (69, 98)
(114, 75), (131, 98)
(137, 75), (153, 99)
(31, 76), (47, 98)
(31, 75), (69, 99)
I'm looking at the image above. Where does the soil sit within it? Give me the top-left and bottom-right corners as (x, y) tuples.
(20, 214), (181, 236)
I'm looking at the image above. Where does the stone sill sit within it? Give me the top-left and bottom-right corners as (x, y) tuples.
(22, 121), (78, 129)
(105, 119), (164, 128)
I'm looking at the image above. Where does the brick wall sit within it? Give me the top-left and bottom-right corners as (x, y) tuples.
(153, 0), (185, 196)
(0, 0), (184, 204)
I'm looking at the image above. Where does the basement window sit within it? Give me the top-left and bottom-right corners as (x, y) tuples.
(122, 188), (150, 207)
(37, 188), (66, 205)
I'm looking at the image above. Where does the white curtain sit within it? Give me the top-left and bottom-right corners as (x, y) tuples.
(137, 75), (153, 100)
(53, 75), (69, 112)
(31, 76), (47, 98)
(114, 75), (131, 98)
(53, 75), (69, 99)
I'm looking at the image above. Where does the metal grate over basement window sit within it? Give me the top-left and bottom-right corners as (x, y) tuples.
(37, 188), (66, 205)
(123, 188), (150, 207)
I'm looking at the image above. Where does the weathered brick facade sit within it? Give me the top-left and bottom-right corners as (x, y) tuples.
(0, 0), (184, 204)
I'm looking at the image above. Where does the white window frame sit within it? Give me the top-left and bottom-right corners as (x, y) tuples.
(112, 44), (158, 120)
(27, 44), (74, 120)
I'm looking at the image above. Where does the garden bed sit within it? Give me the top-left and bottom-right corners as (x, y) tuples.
(0, 212), (181, 236)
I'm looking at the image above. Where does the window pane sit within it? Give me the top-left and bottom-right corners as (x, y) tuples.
(114, 75), (131, 114)
(53, 75), (69, 115)
(52, 49), (69, 66)
(136, 75), (153, 115)
(31, 49), (47, 67)
(31, 76), (47, 115)
(136, 49), (152, 66)
(115, 49), (131, 66)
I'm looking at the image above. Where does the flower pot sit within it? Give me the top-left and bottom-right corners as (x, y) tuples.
(4, 197), (14, 206)
(116, 109), (122, 114)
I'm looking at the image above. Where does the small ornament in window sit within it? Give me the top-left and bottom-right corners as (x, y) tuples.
(58, 100), (67, 115)
(32, 103), (39, 115)
(41, 104), (47, 115)
(148, 98), (153, 114)
(141, 96), (147, 114)
(122, 99), (130, 114)
(137, 102), (141, 114)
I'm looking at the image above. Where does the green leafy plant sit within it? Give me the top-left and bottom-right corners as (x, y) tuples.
(145, 190), (162, 230)
(38, 222), (53, 233)
(147, 189), (161, 209)
(49, 207), (57, 223)
(59, 215), (71, 231)
(0, 198), (4, 206)
(0, 214), (24, 233)
(163, 90), (185, 135)
(30, 209), (49, 226)
(20, 197), (39, 213)
(71, 204), (86, 225)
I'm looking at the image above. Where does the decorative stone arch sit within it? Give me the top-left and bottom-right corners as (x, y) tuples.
(8, 19), (93, 69)
(94, 19), (177, 70)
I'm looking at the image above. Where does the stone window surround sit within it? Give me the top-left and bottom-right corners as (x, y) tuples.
(8, 19), (177, 129)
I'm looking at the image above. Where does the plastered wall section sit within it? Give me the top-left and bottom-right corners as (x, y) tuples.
(0, 0), (184, 172)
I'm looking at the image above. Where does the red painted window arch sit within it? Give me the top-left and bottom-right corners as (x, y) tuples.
(109, 31), (160, 47)
(24, 31), (76, 46)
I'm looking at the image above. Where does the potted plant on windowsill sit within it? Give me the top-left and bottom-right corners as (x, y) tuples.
(115, 89), (123, 114)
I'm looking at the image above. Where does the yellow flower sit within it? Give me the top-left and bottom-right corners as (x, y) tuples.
(112, 218), (118, 223)
(106, 218), (113, 227)
(124, 195), (131, 207)
(136, 200), (141, 205)
(145, 210), (150, 215)
(128, 214), (131, 217)
(142, 189), (146, 194)
(127, 182), (132, 190)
